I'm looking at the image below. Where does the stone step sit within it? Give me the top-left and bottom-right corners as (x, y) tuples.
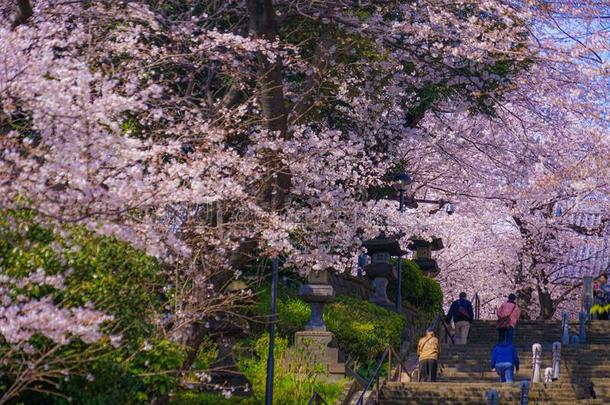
(382, 321), (610, 404)
(379, 383), (602, 404)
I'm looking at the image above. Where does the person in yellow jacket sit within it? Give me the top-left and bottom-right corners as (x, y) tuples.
(417, 328), (440, 382)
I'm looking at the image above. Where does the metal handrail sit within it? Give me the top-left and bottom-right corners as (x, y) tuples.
(355, 348), (389, 405)
(430, 313), (455, 345)
(353, 312), (454, 404)
(473, 292), (481, 321)
(354, 346), (412, 405)
(307, 391), (330, 405)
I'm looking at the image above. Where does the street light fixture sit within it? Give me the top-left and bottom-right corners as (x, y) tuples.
(393, 172), (413, 212)
(445, 202), (456, 215)
(393, 171), (455, 215)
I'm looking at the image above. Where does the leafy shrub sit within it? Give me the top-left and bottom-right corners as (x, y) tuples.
(325, 296), (405, 365)
(56, 338), (185, 405)
(248, 286), (310, 338)
(238, 334), (346, 405)
(0, 210), (183, 404)
(171, 391), (256, 404)
(388, 259), (443, 318)
(250, 290), (405, 367)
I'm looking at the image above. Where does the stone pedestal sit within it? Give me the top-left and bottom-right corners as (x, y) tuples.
(293, 330), (345, 380)
(206, 318), (251, 396)
(370, 277), (391, 305)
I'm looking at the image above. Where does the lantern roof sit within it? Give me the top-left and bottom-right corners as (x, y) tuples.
(407, 237), (444, 251)
(362, 233), (405, 256)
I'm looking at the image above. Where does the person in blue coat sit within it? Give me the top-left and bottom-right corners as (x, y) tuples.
(446, 292), (474, 344)
(490, 342), (520, 383)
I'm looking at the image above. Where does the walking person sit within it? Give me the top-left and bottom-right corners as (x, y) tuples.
(446, 292), (474, 344)
(417, 328), (440, 382)
(591, 273), (610, 320)
(497, 293), (520, 344)
(490, 341), (520, 383)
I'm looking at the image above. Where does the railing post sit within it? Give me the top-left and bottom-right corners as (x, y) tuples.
(520, 380), (530, 405)
(578, 311), (587, 344)
(375, 374), (380, 402)
(531, 343), (542, 383)
(397, 356), (402, 382)
(561, 310), (570, 345)
(552, 341), (561, 380)
(388, 348), (392, 381)
(473, 293), (481, 321)
(487, 389), (498, 405)
(582, 276), (593, 320)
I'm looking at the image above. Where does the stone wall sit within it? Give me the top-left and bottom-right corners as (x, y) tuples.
(329, 272), (375, 300)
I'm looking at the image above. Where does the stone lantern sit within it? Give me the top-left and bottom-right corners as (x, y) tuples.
(407, 237), (444, 277)
(206, 316), (251, 395)
(298, 270), (335, 331)
(293, 270), (345, 379)
(362, 233), (400, 308)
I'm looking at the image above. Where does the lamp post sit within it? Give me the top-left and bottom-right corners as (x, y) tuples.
(357, 250), (367, 278)
(396, 252), (402, 313)
(390, 171), (452, 310)
(265, 257), (279, 405)
(393, 172), (413, 212)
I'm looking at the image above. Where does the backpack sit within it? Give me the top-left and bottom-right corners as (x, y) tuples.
(498, 303), (516, 329)
(457, 302), (470, 319)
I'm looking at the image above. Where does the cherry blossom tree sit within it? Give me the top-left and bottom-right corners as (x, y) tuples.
(1, 0), (609, 399)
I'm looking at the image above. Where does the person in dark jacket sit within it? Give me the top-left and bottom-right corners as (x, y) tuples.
(490, 342), (520, 383)
(446, 292), (474, 344)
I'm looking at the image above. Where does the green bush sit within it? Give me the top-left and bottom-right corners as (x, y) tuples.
(56, 338), (185, 405)
(238, 334), (346, 405)
(171, 391), (256, 405)
(387, 259), (443, 318)
(325, 296), (405, 365)
(0, 209), (183, 404)
(250, 290), (405, 367)
(250, 286), (310, 338)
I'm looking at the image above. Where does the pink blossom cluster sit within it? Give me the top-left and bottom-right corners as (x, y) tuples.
(0, 0), (608, 324)
(0, 297), (114, 345)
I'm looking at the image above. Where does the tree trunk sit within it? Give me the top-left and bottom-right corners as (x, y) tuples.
(515, 286), (533, 320)
(12, 0), (33, 28)
(246, 0), (291, 210)
(158, 4), (292, 403)
(537, 286), (556, 320)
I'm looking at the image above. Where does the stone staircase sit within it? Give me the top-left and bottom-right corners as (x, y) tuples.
(378, 320), (610, 404)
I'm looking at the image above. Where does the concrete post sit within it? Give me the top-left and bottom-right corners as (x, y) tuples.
(544, 367), (553, 383)
(561, 310), (570, 345)
(579, 311), (586, 343)
(532, 343), (542, 383)
(552, 341), (561, 380)
(520, 380), (530, 405)
(487, 389), (499, 405)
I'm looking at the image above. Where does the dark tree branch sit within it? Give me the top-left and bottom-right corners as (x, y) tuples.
(11, 0), (33, 29)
